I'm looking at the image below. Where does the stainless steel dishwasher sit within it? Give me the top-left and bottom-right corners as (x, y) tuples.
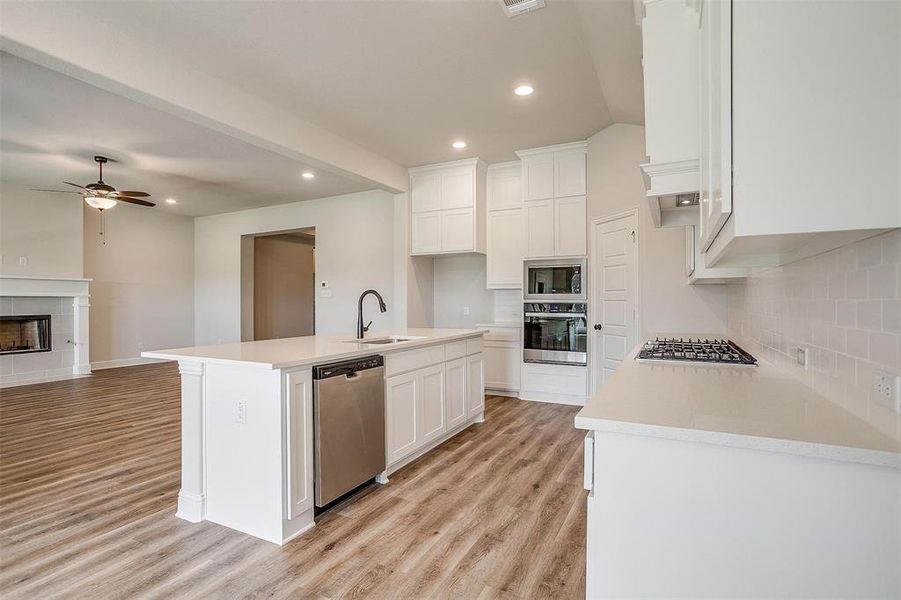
(312, 355), (386, 507)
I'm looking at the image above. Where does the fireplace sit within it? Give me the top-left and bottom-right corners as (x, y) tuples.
(0, 315), (51, 355)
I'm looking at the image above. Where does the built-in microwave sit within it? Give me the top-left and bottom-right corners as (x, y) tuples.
(523, 259), (586, 302)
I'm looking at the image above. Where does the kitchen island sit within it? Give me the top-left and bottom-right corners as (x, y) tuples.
(576, 336), (901, 599)
(142, 328), (485, 544)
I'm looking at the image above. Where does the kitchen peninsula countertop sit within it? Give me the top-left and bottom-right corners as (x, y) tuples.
(575, 335), (901, 468)
(142, 328), (483, 371)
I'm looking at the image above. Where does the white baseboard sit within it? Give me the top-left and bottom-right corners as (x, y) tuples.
(519, 391), (586, 406)
(485, 388), (519, 398)
(0, 371), (90, 388)
(92, 357), (168, 370)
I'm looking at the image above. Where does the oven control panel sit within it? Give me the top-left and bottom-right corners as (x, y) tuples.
(524, 303), (587, 314)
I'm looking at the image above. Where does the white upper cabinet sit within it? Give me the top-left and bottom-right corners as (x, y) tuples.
(555, 196), (588, 257)
(523, 199), (556, 258)
(410, 171), (442, 213)
(638, 0), (701, 199)
(554, 149), (587, 198)
(522, 154), (555, 201)
(699, 0), (900, 266)
(487, 162), (522, 211)
(516, 142), (587, 259)
(409, 158), (486, 256)
(486, 161), (524, 289)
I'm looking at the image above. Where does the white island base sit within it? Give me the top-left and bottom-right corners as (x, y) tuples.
(147, 329), (486, 545)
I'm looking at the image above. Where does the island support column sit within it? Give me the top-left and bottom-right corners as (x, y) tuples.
(176, 360), (205, 522)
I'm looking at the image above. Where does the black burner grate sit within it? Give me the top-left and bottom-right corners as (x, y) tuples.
(637, 338), (757, 365)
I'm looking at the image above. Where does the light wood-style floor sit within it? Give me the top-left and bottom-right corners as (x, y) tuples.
(1, 363), (586, 599)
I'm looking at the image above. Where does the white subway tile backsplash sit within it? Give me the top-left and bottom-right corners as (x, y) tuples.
(728, 230), (900, 441)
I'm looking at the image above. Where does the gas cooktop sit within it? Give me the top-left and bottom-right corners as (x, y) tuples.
(637, 338), (757, 366)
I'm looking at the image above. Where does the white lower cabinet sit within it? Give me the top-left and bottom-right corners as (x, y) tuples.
(418, 364), (446, 446)
(445, 357), (468, 430)
(385, 341), (485, 469)
(385, 370), (420, 465)
(466, 353), (485, 418)
(483, 341), (520, 392)
(285, 369), (313, 520)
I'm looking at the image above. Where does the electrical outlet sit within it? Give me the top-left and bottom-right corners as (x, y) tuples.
(462, 306), (471, 316)
(872, 369), (901, 414)
(795, 347), (808, 369)
(17, 256), (28, 266)
(235, 400), (247, 424)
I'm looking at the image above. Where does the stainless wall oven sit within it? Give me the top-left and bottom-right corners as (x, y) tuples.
(523, 302), (588, 366)
(523, 259), (586, 302)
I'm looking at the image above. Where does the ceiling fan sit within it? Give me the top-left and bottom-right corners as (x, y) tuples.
(30, 155), (155, 211)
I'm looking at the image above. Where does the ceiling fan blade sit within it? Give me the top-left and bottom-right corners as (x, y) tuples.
(63, 181), (86, 189)
(29, 188), (82, 194)
(112, 190), (151, 198)
(116, 197), (156, 207)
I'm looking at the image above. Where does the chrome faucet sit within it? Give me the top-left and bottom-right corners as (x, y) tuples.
(357, 289), (387, 339)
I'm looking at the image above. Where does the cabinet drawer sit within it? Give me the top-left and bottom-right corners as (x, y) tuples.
(445, 340), (467, 361)
(385, 345), (446, 377)
(521, 363), (586, 396)
(466, 338), (484, 356)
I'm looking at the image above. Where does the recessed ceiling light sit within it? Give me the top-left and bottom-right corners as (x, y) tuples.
(165, 198), (177, 204)
(301, 171), (315, 179)
(452, 141), (467, 149)
(514, 84), (534, 96)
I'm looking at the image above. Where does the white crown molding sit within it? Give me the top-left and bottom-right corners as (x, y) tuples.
(639, 159), (700, 197)
(408, 157), (486, 174)
(487, 160), (521, 171)
(515, 140), (587, 158)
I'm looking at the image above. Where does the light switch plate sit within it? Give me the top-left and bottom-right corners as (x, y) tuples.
(795, 347), (808, 369)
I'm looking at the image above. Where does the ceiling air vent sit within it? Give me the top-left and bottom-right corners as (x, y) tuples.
(499, 0), (546, 18)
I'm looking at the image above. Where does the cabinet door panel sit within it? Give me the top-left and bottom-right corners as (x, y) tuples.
(386, 372), (418, 465)
(411, 172), (441, 213)
(698, 0), (732, 250)
(488, 167), (522, 210)
(411, 212), (441, 254)
(418, 364), (446, 445)
(483, 343), (520, 392)
(487, 209), (524, 288)
(466, 353), (485, 419)
(523, 200), (555, 258)
(523, 155), (555, 201)
(445, 357), (467, 430)
(286, 370), (313, 519)
(554, 149), (587, 197)
(441, 208), (475, 252)
(441, 167), (475, 210)
(555, 196), (587, 257)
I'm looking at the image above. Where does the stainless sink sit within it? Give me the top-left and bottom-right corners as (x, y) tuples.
(345, 336), (425, 345)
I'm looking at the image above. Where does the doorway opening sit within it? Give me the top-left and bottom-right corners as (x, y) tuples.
(240, 227), (316, 341)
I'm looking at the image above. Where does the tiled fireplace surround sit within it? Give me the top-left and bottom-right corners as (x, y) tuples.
(728, 229), (900, 440)
(0, 277), (91, 386)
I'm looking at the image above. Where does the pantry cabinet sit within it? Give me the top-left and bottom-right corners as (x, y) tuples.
(486, 161), (524, 288)
(517, 142), (587, 259)
(698, 0), (900, 266)
(409, 158), (487, 256)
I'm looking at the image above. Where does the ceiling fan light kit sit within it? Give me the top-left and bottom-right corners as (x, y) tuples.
(30, 155), (156, 211)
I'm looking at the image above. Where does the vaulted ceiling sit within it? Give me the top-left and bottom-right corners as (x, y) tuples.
(0, 0), (643, 214)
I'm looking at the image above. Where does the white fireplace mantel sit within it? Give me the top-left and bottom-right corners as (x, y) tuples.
(1, 275), (92, 384)
(0, 275), (91, 298)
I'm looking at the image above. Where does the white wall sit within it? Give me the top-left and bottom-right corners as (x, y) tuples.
(0, 182), (83, 278)
(588, 124), (728, 336)
(433, 254), (494, 329)
(84, 204), (194, 366)
(193, 190), (396, 345)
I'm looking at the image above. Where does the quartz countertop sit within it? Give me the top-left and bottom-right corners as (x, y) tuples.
(575, 335), (901, 468)
(142, 328), (483, 370)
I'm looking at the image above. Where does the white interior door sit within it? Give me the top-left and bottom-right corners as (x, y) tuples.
(591, 212), (638, 392)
